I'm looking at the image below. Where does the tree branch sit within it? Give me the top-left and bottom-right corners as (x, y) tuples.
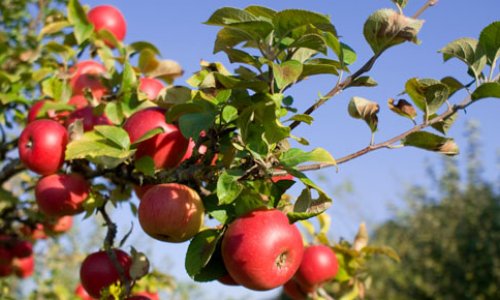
(412, 0), (439, 19)
(289, 54), (381, 130)
(0, 159), (25, 185)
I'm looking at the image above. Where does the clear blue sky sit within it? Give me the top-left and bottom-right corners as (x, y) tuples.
(81, 1), (500, 299)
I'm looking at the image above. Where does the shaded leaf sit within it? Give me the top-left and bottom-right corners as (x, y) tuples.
(67, 0), (93, 44)
(130, 248), (150, 280)
(213, 27), (253, 53)
(439, 38), (487, 79)
(361, 246), (400, 262)
(179, 110), (217, 139)
(205, 7), (258, 25)
(402, 131), (459, 155)
(134, 156), (155, 177)
(40, 20), (71, 36)
(94, 125), (131, 150)
(364, 9), (423, 54)
(128, 41), (161, 56)
(157, 86), (192, 107)
(348, 97), (380, 132)
(349, 76), (378, 88)
(217, 170), (244, 205)
(392, 0), (408, 9)
(280, 148), (336, 167)
(273, 60), (303, 90)
(287, 114), (314, 125)
(301, 58), (341, 78)
(273, 9), (336, 38)
(441, 76), (464, 97)
(478, 21), (500, 64)
(430, 112), (458, 135)
(471, 82), (500, 101)
(388, 98), (417, 121)
(185, 229), (223, 279)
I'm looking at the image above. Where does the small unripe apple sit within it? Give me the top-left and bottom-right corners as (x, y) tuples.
(13, 254), (35, 278)
(221, 209), (304, 291)
(70, 60), (107, 100)
(139, 77), (164, 100)
(123, 107), (189, 169)
(87, 5), (127, 42)
(294, 245), (339, 292)
(80, 249), (132, 299)
(18, 119), (68, 175)
(138, 183), (204, 243)
(35, 173), (90, 217)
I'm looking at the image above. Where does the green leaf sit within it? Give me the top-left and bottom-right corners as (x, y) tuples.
(287, 114), (313, 125)
(430, 112), (458, 135)
(129, 248), (150, 280)
(392, 0), (408, 9)
(119, 61), (137, 95)
(205, 7), (258, 25)
(134, 156), (155, 177)
(217, 170), (244, 205)
(363, 9), (423, 54)
(179, 110), (217, 139)
(213, 27), (253, 53)
(348, 97), (380, 132)
(222, 105), (238, 123)
(402, 131), (459, 155)
(244, 6), (276, 20)
(471, 82), (500, 101)
(441, 76), (464, 97)
(227, 21), (274, 41)
(478, 21), (500, 65)
(273, 60), (303, 90)
(67, 0), (93, 44)
(273, 9), (336, 38)
(280, 148), (336, 167)
(388, 98), (417, 121)
(128, 41), (161, 56)
(439, 38), (487, 79)
(424, 83), (450, 116)
(40, 20), (71, 36)
(349, 76), (378, 88)
(223, 49), (261, 68)
(104, 102), (124, 125)
(131, 127), (165, 146)
(288, 34), (327, 54)
(361, 246), (400, 262)
(185, 229), (223, 279)
(405, 78), (446, 114)
(288, 187), (332, 222)
(156, 86), (191, 107)
(94, 125), (130, 150)
(301, 58), (341, 78)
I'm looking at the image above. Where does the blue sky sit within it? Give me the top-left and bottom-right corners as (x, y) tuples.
(80, 1), (500, 299)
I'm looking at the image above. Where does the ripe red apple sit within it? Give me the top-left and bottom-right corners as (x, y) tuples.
(0, 247), (13, 266)
(70, 60), (107, 100)
(66, 106), (112, 131)
(45, 215), (74, 234)
(218, 273), (239, 286)
(0, 263), (13, 277)
(221, 209), (304, 291)
(80, 249), (132, 299)
(134, 292), (159, 300)
(27, 100), (71, 123)
(75, 283), (95, 300)
(13, 254), (35, 278)
(123, 107), (189, 169)
(87, 5), (127, 42)
(18, 119), (68, 175)
(139, 77), (164, 100)
(126, 296), (152, 300)
(35, 173), (89, 217)
(294, 245), (339, 292)
(138, 183), (204, 243)
(68, 94), (89, 109)
(133, 184), (153, 200)
(283, 279), (308, 300)
(11, 240), (33, 258)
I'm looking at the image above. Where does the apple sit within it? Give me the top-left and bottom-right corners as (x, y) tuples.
(45, 215), (74, 234)
(139, 77), (164, 100)
(218, 273), (239, 286)
(126, 296), (151, 300)
(18, 119), (68, 175)
(68, 94), (90, 109)
(87, 5), (127, 42)
(66, 106), (112, 131)
(123, 107), (189, 169)
(13, 254), (35, 278)
(283, 279), (308, 300)
(80, 249), (132, 298)
(134, 292), (159, 300)
(0, 264), (13, 277)
(138, 183), (204, 243)
(70, 60), (107, 100)
(75, 283), (95, 300)
(20, 223), (48, 240)
(35, 173), (89, 217)
(27, 100), (70, 123)
(0, 247), (13, 266)
(221, 208), (304, 291)
(133, 184), (153, 200)
(11, 240), (33, 258)
(294, 245), (339, 292)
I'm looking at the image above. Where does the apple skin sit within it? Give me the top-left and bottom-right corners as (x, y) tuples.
(0, 247), (13, 266)
(0, 263), (13, 277)
(138, 183), (204, 243)
(35, 173), (89, 217)
(13, 254), (35, 278)
(126, 296), (152, 300)
(66, 106), (112, 131)
(87, 5), (127, 42)
(294, 245), (339, 292)
(11, 240), (33, 258)
(134, 292), (159, 300)
(283, 279), (308, 300)
(133, 184), (153, 200)
(70, 60), (107, 100)
(218, 273), (240, 286)
(45, 215), (74, 234)
(80, 249), (132, 299)
(27, 100), (70, 123)
(221, 209), (304, 291)
(18, 119), (68, 175)
(139, 77), (164, 100)
(123, 107), (189, 169)
(75, 283), (95, 300)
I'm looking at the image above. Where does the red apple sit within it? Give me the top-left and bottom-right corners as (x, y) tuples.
(218, 273), (239, 286)
(11, 240), (33, 258)
(133, 184), (153, 200)
(134, 292), (159, 300)
(221, 209), (304, 291)
(80, 249), (132, 298)
(18, 119), (68, 175)
(0, 247), (13, 266)
(45, 215), (74, 234)
(283, 279), (308, 300)
(20, 223), (48, 240)
(126, 296), (151, 300)
(68, 94), (89, 109)
(75, 283), (95, 300)
(13, 254), (35, 278)
(139, 77), (164, 100)
(27, 100), (71, 123)
(123, 107), (189, 169)
(0, 263), (13, 277)
(138, 183), (204, 243)
(294, 245), (339, 292)
(35, 173), (89, 217)
(66, 106), (112, 131)
(87, 5), (127, 42)
(70, 60), (107, 100)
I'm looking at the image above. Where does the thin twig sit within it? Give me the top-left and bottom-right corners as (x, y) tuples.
(0, 159), (25, 185)
(412, 0), (439, 19)
(289, 54), (381, 130)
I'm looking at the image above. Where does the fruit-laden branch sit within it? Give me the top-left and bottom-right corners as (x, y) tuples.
(281, 93), (475, 175)
(0, 159), (25, 185)
(289, 53), (381, 130)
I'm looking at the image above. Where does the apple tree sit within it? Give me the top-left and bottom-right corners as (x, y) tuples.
(0, 0), (499, 299)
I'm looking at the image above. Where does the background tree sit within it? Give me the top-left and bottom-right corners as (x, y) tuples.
(368, 122), (500, 300)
